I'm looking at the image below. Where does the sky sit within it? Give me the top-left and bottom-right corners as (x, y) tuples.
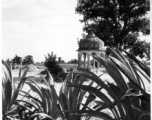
(2, 0), (83, 62)
(2, 0), (151, 63)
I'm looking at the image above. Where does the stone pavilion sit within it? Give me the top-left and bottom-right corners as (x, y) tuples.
(77, 30), (106, 70)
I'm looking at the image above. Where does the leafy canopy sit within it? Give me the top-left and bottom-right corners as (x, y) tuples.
(76, 0), (150, 57)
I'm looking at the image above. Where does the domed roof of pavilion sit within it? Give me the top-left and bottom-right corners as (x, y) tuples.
(78, 30), (105, 51)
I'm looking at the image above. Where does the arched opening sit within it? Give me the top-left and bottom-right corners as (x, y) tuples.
(90, 52), (97, 68)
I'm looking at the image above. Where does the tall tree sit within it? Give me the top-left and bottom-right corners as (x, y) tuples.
(76, 0), (150, 56)
(22, 55), (34, 65)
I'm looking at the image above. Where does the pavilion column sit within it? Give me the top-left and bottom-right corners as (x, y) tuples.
(100, 52), (103, 68)
(87, 54), (90, 68)
(97, 53), (100, 69)
(78, 53), (81, 67)
(97, 61), (100, 69)
(93, 58), (95, 68)
(83, 53), (86, 67)
(80, 53), (83, 67)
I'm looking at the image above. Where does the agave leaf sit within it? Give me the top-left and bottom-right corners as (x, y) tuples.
(106, 82), (129, 119)
(93, 55), (128, 93)
(108, 47), (126, 62)
(11, 68), (29, 106)
(50, 85), (58, 117)
(5, 105), (18, 116)
(81, 81), (95, 111)
(109, 48), (137, 82)
(59, 72), (73, 112)
(124, 51), (150, 77)
(65, 72), (73, 89)
(69, 83), (130, 119)
(2, 60), (13, 114)
(134, 65), (150, 83)
(69, 70), (137, 120)
(53, 104), (64, 120)
(93, 101), (109, 111)
(77, 90), (87, 110)
(24, 81), (47, 113)
(123, 92), (150, 105)
(110, 56), (137, 82)
(46, 70), (54, 85)
(39, 74), (51, 90)
(29, 113), (55, 120)
(60, 110), (116, 120)
(129, 65), (146, 90)
(2, 60), (12, 81)
(111, 61), (149, 97)
(39, 74), (55, 114)
(20, 68), (29, 82)
(13, 88), (43, 109)
(68, 74), (87, 112)
(17, 103), (33, 119)
(44, 85), (58, 116)
(70, 75), (82, 110)
(114, 64), (150, 113)
(69, 73), (78, 110)
(78, 72), (120, 104)
(59, 93), (68, 110)
(39, 88), (50, 114)
(13, 100), (38, 110)
(110, 56), (148, 95)
(110, 49), (139, 84)
(68, 84), (112, 108)
(75, 82), (93, 120)
(139, 112), (150, 120)
(106, 82), (128, 120)
(109, 60), (149, 117)
(40, 87), (53, 115)
(79, 103), (93, 111)
(127, 60), (147, 88)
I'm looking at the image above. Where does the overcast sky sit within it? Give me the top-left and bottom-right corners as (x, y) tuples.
(2, 0), (83, 62)
(2, 0), (151, 63)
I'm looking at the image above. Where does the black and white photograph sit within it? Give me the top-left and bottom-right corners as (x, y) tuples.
(2, 0), (151, 120)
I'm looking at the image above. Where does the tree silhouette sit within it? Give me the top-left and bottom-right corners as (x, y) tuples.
(22, 55), (34, 65)
(76, 0), (150, 57)
(12, 55), (22, 65)
(44, 52), (64, 82)
(58, 57), (62, 63)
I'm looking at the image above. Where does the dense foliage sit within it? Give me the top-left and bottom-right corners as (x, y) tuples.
(12, 55), (22, 65)
(22, 55), (34, 65)
(76, 0), (150, 57)
(2, 47), (150, 120)
(44, 52), (65, 82)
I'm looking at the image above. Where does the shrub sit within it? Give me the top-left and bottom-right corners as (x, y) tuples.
(44, 52), (65, 82)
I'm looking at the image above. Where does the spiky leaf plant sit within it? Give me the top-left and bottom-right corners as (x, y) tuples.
(59, 48), (150, 120)
(2, 60), (61, 120)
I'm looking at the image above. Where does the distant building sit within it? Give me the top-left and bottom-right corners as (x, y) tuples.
(77, 30), (106, 71)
